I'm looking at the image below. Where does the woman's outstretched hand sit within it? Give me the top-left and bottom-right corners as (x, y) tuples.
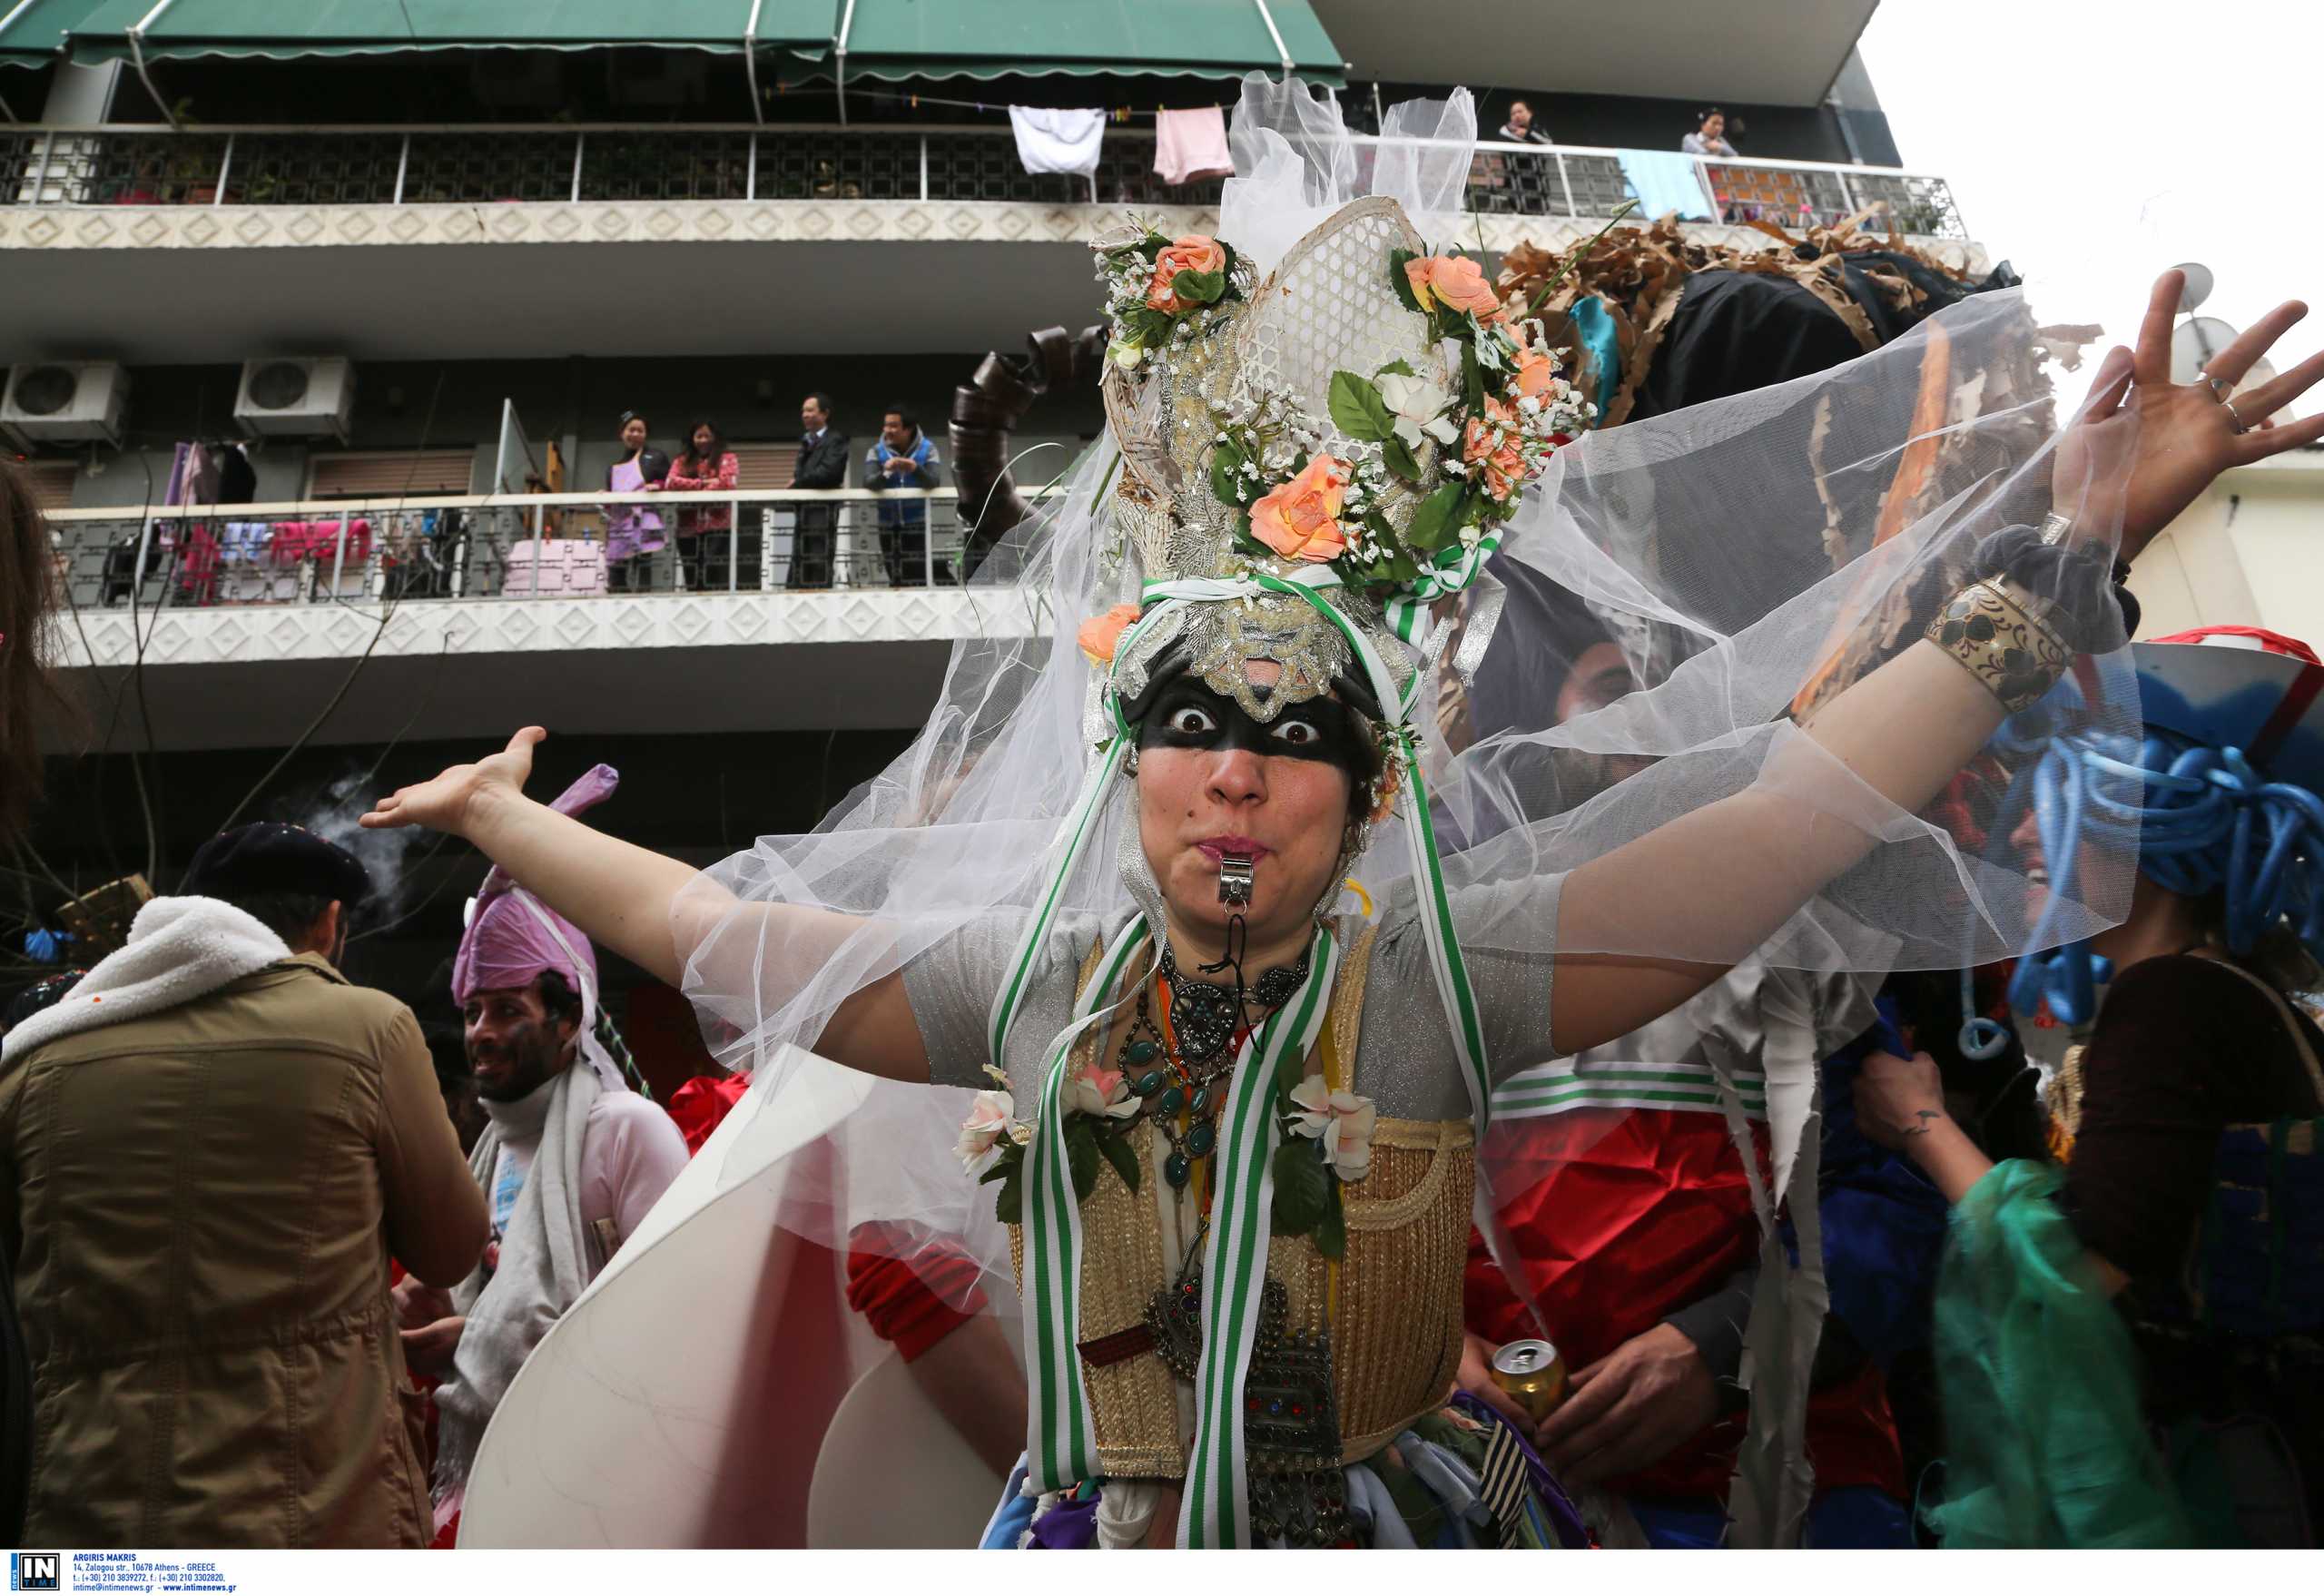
(360, 725), (545, 839)
(2058, 269), (2324, 565)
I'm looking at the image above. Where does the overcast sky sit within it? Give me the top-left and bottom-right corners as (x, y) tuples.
(1859, 0), (2318, 415)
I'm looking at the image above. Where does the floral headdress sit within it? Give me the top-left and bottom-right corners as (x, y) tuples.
(1081, 200), (1594, 803)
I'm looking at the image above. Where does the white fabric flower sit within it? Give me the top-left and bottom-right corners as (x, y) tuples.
(1375, 369), (1460, 450)
(1286, 1072), (1377, 1183)
(1067, 1060), (1141, 1121)
(957, 1089), (1017, 1174)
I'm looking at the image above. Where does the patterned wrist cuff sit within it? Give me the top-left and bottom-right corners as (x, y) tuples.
(1927, 578), (2072, 713)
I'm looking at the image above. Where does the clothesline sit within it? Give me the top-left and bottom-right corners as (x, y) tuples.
(769, 79), (1226, 123)
(893, 93), (1217, 124)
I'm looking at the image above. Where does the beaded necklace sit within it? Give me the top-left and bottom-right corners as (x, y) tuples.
(1118, 941), (1311, 1189)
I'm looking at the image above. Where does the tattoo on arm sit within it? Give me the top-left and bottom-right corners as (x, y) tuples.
(1900, 1108), (1945, 1138)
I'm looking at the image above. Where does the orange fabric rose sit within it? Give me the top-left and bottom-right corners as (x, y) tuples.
(1513, 343), (1561, 399)
(1462, 397), (1527, 501)
(1249, 454), (1350, 564)
(1146, 235), (1227, 314)
(1403, 253), (1502, 320)
(1077, 602), (1142, 665)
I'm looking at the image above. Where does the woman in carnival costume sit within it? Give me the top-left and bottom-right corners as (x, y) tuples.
(364, 80), (2324, 1549)
(1861, 627), (2324, 1547)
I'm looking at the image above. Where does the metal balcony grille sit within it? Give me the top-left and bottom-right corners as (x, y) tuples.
(2, 123), (1968, 241)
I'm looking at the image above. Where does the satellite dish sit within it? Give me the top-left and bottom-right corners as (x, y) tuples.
(2172, 262), (2214, 314)
(2170, 320), (2289, 422)
(2171, 317), (2241, 385)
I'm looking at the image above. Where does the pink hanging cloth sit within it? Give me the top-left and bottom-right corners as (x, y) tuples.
(1154, 105), (1234, 185)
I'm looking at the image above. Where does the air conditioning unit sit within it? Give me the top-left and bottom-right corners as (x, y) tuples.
(1, 361), (128, 445)
(234, 357), (356, 440)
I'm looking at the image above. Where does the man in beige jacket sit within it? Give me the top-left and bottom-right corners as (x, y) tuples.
(0, 823), (487, 1547)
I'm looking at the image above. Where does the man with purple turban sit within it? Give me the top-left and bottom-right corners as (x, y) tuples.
(394, 764), (689, 1542)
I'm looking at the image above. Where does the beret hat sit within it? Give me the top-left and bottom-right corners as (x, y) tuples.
(182, 822), (372, 909)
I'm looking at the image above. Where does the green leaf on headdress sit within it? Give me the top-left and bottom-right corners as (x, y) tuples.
(1375, 358), (1417, 379)
(1219, 239), (1239, 282)
(1126, 307), (1175, 347)
(1461, 338), (1485, 413)
(1387, 248), (1423, 314)
(1098, 1125), (1142, 1194)
(1404, 481), (1467, 554)
(1381, 432), (1422, 484)
(1314, 1179), (1347, 1261)
(1272, 1138), (1329, 1236)
(993, 1160), (1023, 1226)
(1327, 370), (1396, 444)
(1173, 267), (1228, 306)
(1137, 232), (1167, 261)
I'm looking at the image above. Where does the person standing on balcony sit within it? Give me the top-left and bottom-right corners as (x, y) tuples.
(789, 393), (850, 590)
(1481, 98), (1552, 215)
(1681, 109), (1739, 157)
(863, 404), (945, 587)
(604, 411), (670, 594)
(0, 823), (488, 1548)
(1497, 98), (1551, 144)
(656, 420), (739, 590)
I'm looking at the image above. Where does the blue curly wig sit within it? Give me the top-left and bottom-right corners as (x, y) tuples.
(1991, 679), (2324, 1027)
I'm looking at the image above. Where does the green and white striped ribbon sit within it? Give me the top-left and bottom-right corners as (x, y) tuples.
(1382, 527), (1507, 648)
(1178, 921), (1341, 1547)
(986, 736), (1132, 1071)
(1492, 1058), (1770, 1121)
(1020, 913), (1156, 1492)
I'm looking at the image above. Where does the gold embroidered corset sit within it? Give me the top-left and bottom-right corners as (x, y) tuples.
(1006, 926), (1475, 1479)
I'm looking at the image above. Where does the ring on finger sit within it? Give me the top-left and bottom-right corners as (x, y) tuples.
(2201, 370), (2234, 401)
(2222, 397), (2250, 435)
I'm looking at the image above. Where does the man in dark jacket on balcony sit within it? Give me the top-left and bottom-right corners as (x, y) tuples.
(0, 823), (488, 1548)
(789, 391), (850, 589)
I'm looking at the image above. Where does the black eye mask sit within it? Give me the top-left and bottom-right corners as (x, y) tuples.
(1137, 678), (1377, 785)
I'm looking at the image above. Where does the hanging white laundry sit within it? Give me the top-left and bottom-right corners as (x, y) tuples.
(1008, 105), (1105, 178)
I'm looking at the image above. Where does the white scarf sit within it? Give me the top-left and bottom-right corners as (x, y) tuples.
(431, 1060), (600, 1503)
(2, 896), (291, 1063)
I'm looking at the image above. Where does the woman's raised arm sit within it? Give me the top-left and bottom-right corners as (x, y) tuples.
(1549, 271), (2324, 1055)
(361, 727), (932, 1083)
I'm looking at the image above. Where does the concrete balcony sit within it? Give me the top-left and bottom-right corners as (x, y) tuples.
(0, 122), (1979, 364)
(42, 486), (1042, 752)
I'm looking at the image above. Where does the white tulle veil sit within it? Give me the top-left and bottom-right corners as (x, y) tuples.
(462, 76), (2142, 1548)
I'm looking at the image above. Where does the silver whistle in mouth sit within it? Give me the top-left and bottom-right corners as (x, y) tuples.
(1217, 852), (1255, 907)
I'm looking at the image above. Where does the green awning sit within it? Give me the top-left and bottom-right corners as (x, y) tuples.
(0, 0), (111, 67)
(789, 0), (1344, 87)
(43, 0), (1343, 85)
(64, 0), (835, 63)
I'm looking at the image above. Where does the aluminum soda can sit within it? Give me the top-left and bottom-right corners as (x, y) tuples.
(1489, 1337), (1569, 1424)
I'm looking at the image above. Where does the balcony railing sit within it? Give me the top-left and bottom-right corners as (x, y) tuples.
(0, 122), (1969, 240)
(44, 488), (984, 616)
